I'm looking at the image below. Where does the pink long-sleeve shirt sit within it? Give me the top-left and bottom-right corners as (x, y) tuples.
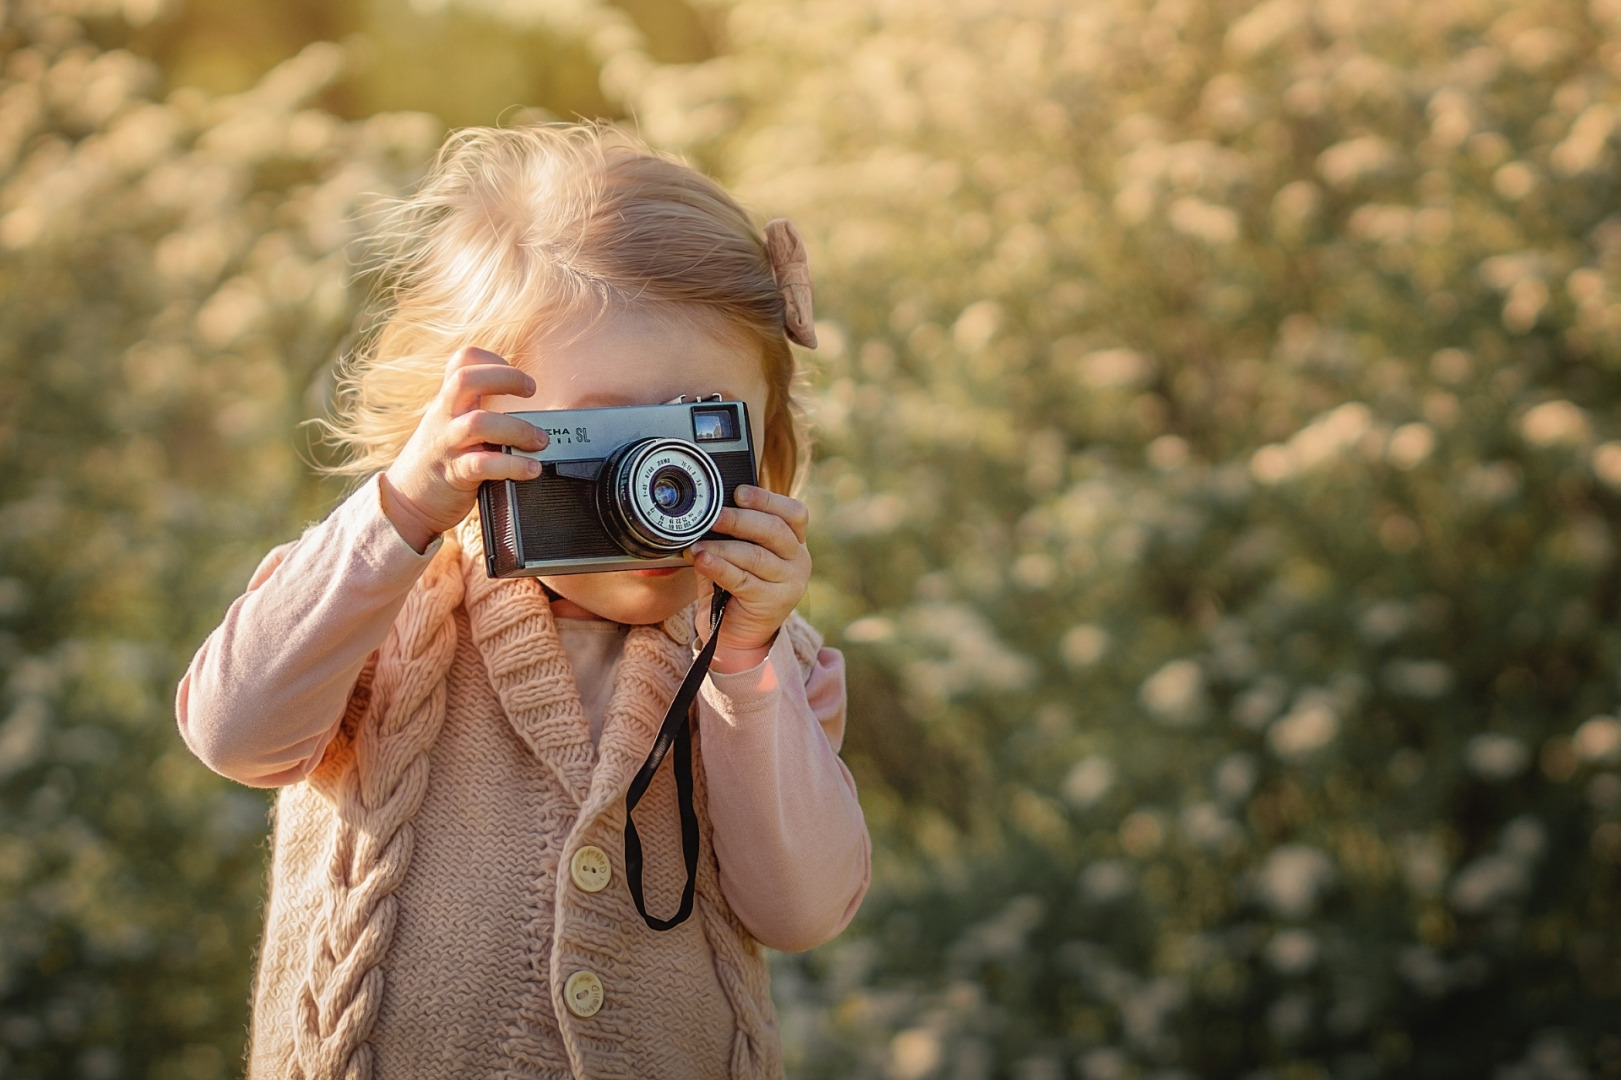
(175, 475), (870, 953)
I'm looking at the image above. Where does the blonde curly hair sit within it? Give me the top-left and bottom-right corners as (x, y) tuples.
(323, 122), (809, 494)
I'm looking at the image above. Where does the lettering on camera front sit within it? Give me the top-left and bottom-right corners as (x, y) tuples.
(477, 398), (755, 579)
(544, 426), (591, 445)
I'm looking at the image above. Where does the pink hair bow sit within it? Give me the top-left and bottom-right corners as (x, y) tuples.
(764, 218), (818, 349)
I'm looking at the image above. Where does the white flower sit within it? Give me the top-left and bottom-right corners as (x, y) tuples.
(1382, 659), (1454, 699)
(1265, 928), (1319, 976)
(1465, 733), (1529, 781)
(1520, 400), (1591, 448)
(1079, 860), (1134, 904)
(1075, 347), (1154, 390)
(1214, 752), (1259, 803)
(1180, 802), (1240, 852)
(842, 616), (895, 643)
(1449, 816), (1545, 913)
(1573, 716), (1621, 763)
(1317, 136), (1397, 189)
(1139, 659), (1208, 727)
(1250, 403), (1374, 483)
(0, 698), (47, 780)
(1061, 755), (1115, 809)
(1167, 196), (1240, 244)
(1268, 690), (1340, 759)
(1232, 676), (1288, 730)
(1256, 844), (1336, 918)
(888, 1028), (942, 1080)
(1358, 600), (1412, 644)
(1061, 624), (1110, 668)
(1591, 442), (1621, 489)
(1385, 423), (1436, 469)
(1449, 854), (1528, 914)
(1551, 103), (1616, 176)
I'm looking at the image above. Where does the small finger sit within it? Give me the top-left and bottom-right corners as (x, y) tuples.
(692, 538), (788, 584)
(692, 547), (758, 595)
(448, 449), (542, 488)
(732, 485), (809, 543)
(455, 410), (548, 452)
(713, 506), (802, 562)
(442, 356), (535, 415)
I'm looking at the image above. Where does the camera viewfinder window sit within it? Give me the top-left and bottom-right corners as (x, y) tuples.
(692, 406), (739, 442)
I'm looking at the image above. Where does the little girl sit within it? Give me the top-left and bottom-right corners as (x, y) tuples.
(175, 124), (870, 1079)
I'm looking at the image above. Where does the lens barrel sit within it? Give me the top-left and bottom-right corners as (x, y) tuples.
(598, 438), (724, 557)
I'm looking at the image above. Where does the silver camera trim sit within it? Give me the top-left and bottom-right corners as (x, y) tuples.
(482, 398), (754, 577)
(605, 437), (725, 553)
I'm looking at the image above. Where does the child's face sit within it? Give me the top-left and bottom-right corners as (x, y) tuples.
(483, 307), (770, 625)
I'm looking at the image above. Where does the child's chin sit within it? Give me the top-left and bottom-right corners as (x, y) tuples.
(544, 565), (698, 624)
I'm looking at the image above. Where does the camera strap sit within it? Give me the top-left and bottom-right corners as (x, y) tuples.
(623, 584), (731, 932)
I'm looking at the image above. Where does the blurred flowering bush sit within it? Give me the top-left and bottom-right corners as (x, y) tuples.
(0, 3), (441, 1076)
(5, 0), (1621, 1076)
(626, 0), (1621, 1075)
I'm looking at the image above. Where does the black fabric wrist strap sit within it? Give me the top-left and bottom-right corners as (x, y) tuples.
(624, 585), (731, 932)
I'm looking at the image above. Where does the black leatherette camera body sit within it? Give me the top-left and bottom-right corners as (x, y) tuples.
(477, 398), (756, 579)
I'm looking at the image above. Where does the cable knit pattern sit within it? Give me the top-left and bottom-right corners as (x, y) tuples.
(246, 514), (803, 1079)
(291, 545), (464, 1080)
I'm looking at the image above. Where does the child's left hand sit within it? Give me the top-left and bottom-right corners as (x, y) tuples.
(686, 484), (811, 673)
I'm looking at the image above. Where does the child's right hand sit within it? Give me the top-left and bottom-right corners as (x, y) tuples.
(379, 347), (548, 553)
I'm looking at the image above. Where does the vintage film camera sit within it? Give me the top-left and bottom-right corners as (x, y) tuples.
(477, 395), (757, 578)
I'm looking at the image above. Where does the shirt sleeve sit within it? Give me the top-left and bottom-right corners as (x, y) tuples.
(696, 632), (871, 953)
(174, 474), (442, 787)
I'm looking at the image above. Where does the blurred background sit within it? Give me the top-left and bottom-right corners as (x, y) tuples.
(2, 0), (1621, 1076)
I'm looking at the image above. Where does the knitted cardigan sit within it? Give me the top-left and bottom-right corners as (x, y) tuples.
(246, 516), (820, 1079)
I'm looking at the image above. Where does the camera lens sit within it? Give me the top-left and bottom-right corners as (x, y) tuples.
(598, 438), (723, 557)
(650, 467), (696, 516)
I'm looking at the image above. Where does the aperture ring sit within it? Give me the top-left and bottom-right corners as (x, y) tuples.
(602, 438), (723, 555)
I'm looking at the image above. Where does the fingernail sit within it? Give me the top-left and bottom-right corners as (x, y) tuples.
(735, 486), (753, 505)
(525, 375), (536, 393)
(527, 458), (542, 474)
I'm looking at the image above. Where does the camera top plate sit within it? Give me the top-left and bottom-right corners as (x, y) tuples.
(497, 400), (752, 464)
(477, 397), (758, 578)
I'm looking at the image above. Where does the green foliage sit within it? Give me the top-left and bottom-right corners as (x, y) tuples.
(626, 0), (1621, 1075)
(75, 0), (655, 127)
(6, 0), (1621, 1077)
(0, 7), (439, 1075)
